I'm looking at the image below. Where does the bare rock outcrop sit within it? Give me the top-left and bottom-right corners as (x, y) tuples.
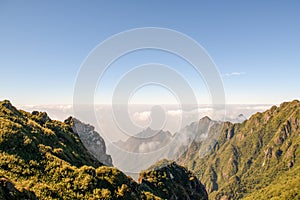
(65, 117), (113, 166)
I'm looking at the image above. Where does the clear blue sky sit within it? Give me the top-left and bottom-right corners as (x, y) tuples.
(1, 1), (300, 105)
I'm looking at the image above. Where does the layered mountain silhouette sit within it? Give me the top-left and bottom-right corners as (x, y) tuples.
(110, 115), (224, 175)
(114, 128), (173, 153)
(0, 100), (208, 200)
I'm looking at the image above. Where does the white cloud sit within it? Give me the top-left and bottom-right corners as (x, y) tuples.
(167, 109), (182, 117)
(223, 72), (246, 77)
(138, 141), (161, 153)
(132, 111), (151, 121)
(19, 104), (73, 110)
(238, 105), (272, 111)
(17, 105), (74, 121)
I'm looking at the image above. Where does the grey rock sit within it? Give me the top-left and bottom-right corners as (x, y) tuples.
(65, 117), (113, 166)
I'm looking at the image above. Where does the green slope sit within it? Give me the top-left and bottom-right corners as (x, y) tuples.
(139, 159), (208, 200)
(0, 100), (208, 199)
(179, 100), (300, 199)
(0, 100), (140, 199)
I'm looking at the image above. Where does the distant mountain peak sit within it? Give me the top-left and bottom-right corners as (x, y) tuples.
(200, 116), (212, 122)
(135, 127), (171, 139)
(238, 113), (244, 117)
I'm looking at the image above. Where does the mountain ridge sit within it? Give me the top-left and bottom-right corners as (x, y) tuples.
(0, 100), (208, 199)
(178, 100), (300, 199)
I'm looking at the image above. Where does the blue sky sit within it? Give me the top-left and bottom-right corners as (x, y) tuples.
(0, 1), (300, 105)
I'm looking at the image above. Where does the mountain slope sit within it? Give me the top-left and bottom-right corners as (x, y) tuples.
(179, 100), (300, 199)
(139, 159), (208, 200)
(0, 100), (140, 199)
(0, 100), (208, 199)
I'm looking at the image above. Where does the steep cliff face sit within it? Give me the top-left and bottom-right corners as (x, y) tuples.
(179, 100), (300, 200)
(65, 117), (112, 166)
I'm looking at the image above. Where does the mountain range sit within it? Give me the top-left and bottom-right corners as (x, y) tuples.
(109, 100), (300, 199)
(0, 100), (207, 199)
(0, 99), (299, 199)
(109, 115), (224, 176)
(178, 100), (300, 199)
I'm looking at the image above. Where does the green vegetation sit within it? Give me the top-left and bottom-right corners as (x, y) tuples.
(179, 100), (300, 199)
(1, 98), (298, 199)
(0, 177), (37, 200)
(0, 100), (208, 199)
(139, 159), (208, 200)
(0, 100), (140, 199)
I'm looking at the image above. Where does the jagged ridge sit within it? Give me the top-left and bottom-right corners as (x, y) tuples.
(179, 100), (300, 199)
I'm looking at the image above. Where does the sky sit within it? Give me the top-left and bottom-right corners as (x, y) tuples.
(1, 1), (300, 105)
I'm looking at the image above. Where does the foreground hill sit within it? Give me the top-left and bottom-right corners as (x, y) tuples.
(139, 159), (208, 200)
(0, 100), (208, 199)
(179, 100), (300, 199)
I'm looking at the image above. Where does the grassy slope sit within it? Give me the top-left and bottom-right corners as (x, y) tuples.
(0, 100), (140, 199)
(0, 100), (208, 199)
(179, 100), (300, 199)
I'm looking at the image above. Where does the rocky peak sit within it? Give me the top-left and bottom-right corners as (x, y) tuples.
(65, 117), (112, 166)
(200, 116), (212, 123)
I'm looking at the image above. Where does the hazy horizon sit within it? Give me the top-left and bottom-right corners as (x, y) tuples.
(17, 103), (274, 141)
